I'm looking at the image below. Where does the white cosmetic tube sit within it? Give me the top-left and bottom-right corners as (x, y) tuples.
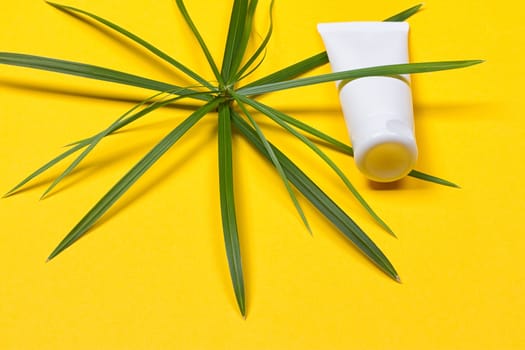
(318, 22), (417, 182)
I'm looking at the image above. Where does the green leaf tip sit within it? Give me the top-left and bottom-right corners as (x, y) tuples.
(44, 1), (63, 9)
(395, 275), (402, 283)
(408, 170), (461, 188)
(384, 3), (424, 22)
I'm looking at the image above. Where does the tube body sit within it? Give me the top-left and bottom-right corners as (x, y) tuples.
(318, 22), (417, 182)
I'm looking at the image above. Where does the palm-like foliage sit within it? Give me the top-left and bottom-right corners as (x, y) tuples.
(1, 1), (481, 317)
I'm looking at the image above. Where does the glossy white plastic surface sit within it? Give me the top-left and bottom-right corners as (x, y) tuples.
(318, 22), (417, 182)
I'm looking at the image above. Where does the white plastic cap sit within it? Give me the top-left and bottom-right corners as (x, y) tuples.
(339, 76), (417, 182)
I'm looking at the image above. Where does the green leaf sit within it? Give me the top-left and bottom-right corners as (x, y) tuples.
(45, 1), (214, 90)
(3, 143), (86, 198)
(384, 3), (423, 22)
(218, 103), (246, 317)
(232, 113), (399, 281)
(5, 90), (213, 198)
(235, 49), (268, 84)
(232, 93), (311, 233)
(238, 96), (394, 236)
(238, 60), (484, 96)
(242, 52), (329, 89)
(41, 90), (202, 199)
(242, 4), (424, 88)
(250, 97), (354, 154)
(221, 0), (255, 84)
(46, 98), (221, 261)
(0, 52), (208, 99)
(175, 0), (224, 86)
(408, 170), (460, 188)
(234, 0), (274, 82)
(69, 90), (214, 147)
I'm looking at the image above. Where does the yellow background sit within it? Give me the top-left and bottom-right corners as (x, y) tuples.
(1, 0), (523, 349)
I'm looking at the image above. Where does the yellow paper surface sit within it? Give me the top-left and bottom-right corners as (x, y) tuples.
(1, 1), (523, 349)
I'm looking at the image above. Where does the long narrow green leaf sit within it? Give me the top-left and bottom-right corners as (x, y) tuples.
(238, 95), (394, 236)
(236, 49), (268, 84)
(232, 93), (311, 233)
(231, 0), (260, 81)
(407, 170), (460, 188)
(45, 1), (214, 90)
(41, 89), (203, 199)
(3, 143), (86, 198)
(40, 96), (158, 199)
(221, 0), (247, 81)
(231, 113), (399, 281)
(221, 0), (252, 83)
(175, 0), (224, 86)
(0, 52), (208, 99)
(257, 104), (353, 154)
(5, 90), (213, 198)
(242, 4), (423, 88)
(69, 90), (214, 148)
(243, 52), (329, 89)
(238, 60), (484, 96)
(46, 98), (221, 261)
(234, 0), (274, 82)
(218, 103), (246, 317)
